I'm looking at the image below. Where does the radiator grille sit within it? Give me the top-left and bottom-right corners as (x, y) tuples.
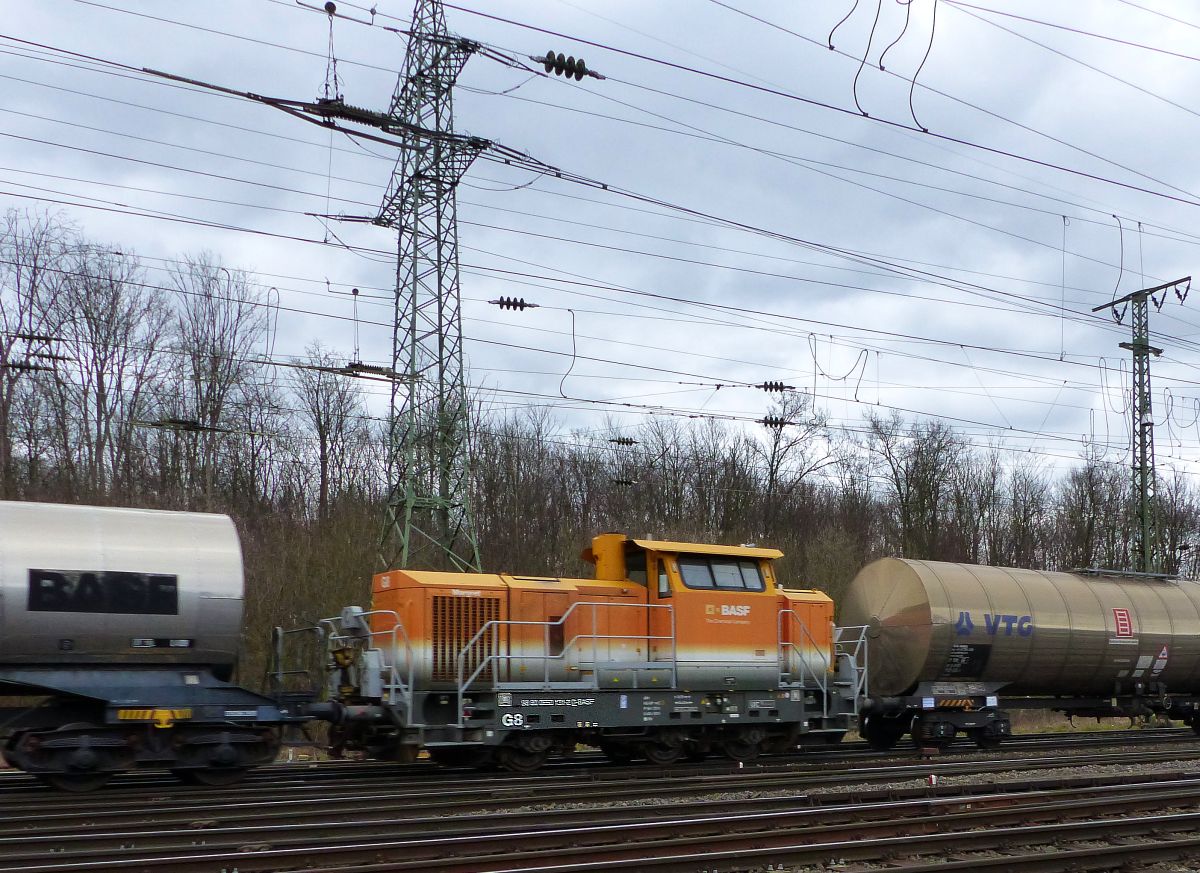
(432, 595), (500, 683)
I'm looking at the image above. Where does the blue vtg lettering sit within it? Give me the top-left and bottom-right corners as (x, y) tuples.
(956, 611), (1033, 637)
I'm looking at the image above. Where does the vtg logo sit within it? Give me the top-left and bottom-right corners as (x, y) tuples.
(955, 611), (1033, 637)
(707, 604), (751, 617)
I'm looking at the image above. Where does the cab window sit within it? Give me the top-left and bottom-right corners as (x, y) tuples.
(678, 557), (714, 589)
(625, 547), (647, 586)
(679, 557), (765, 592)
(657, 562), (671, 598)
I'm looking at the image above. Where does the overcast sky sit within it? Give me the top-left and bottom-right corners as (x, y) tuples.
(6, 0), (1200, 482)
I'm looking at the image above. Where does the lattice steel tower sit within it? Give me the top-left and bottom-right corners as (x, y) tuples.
(376, 0), (484, 572)
(1094, 276), (1190, 575)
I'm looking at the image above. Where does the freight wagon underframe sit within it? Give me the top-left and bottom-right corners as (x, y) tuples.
(0, 667), (299, 790)
(859, 683), (1200, 752)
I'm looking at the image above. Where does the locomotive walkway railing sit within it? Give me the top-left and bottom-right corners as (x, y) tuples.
(454, 600), (677, 726)
(323, 608), (416, 722)
(776, 614), (869, 718)
(776, 609), (832, 705)
(272, 608), (417, 725)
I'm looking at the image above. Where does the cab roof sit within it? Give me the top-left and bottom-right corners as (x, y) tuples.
(630, 537), (783, 560)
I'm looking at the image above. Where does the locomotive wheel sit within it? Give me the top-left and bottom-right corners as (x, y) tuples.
(171, 767), (248, 787)
(34, 772), (112, 792)
(598, 741), (637, 764)
(496, 745), (547, 773)
(641, 743), (682, 765)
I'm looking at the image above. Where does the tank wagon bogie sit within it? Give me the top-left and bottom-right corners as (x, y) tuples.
(0, 501), (299, 790)
(286, 533), (864, 770)
(843, 558), (1200, 751)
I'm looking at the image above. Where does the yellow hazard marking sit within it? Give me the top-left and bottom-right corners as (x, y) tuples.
(937, 698), (977, 710)
(116, 708), (193, 728)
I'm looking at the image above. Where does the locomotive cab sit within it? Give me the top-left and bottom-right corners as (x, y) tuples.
(586, 536), (818, 689)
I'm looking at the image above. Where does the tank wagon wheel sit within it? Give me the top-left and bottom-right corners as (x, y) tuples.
(861, 716), (907, 752)
(973, 735), (1002, 752)
(170, 768), (249, 787)
(34, 772), (113, 792)
(722, 725), (768, 762)
(721, 739), (760, 762)
(911, 725), (954, 752)
(495, 745), (547, 773)
(23, 723), (121, 792)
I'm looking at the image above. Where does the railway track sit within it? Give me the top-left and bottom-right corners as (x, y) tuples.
(4, 765), (1200, 871)
(1, 729), (1198, 872)
(0, 726), (1193, 812)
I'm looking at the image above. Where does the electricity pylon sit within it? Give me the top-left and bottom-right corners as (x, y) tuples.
(376, 0), (484, 572)
(145, 0), (588, 572)
(1094, 276), (1190, 574)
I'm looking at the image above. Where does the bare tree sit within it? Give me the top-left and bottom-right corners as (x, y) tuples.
(865, 411), (962, 559)
(0, 209), (74, 497)
(1154, 469), (1199, 576)
(750, 391), (830, 539)
(292, 342), (371, 519)
(44, 245), (169, 499)
(168, 253), (268, 509)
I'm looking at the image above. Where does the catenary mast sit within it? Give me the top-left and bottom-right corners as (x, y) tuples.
(1094, 277), (1190, 575)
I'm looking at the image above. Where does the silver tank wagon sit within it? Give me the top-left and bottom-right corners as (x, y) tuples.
(0, 501), (244, 673)
(841, 558), (1200, 749)
(0, 501), (297, 790)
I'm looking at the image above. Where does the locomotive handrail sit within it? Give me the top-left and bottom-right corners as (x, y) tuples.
(835, 624), (870, 701)
(776, 609), (833, 714)
(455, 601), (676, 725)
(321, 609), (417, 722)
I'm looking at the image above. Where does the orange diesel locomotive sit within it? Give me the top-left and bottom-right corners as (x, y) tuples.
(284, 533), (865, 771)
